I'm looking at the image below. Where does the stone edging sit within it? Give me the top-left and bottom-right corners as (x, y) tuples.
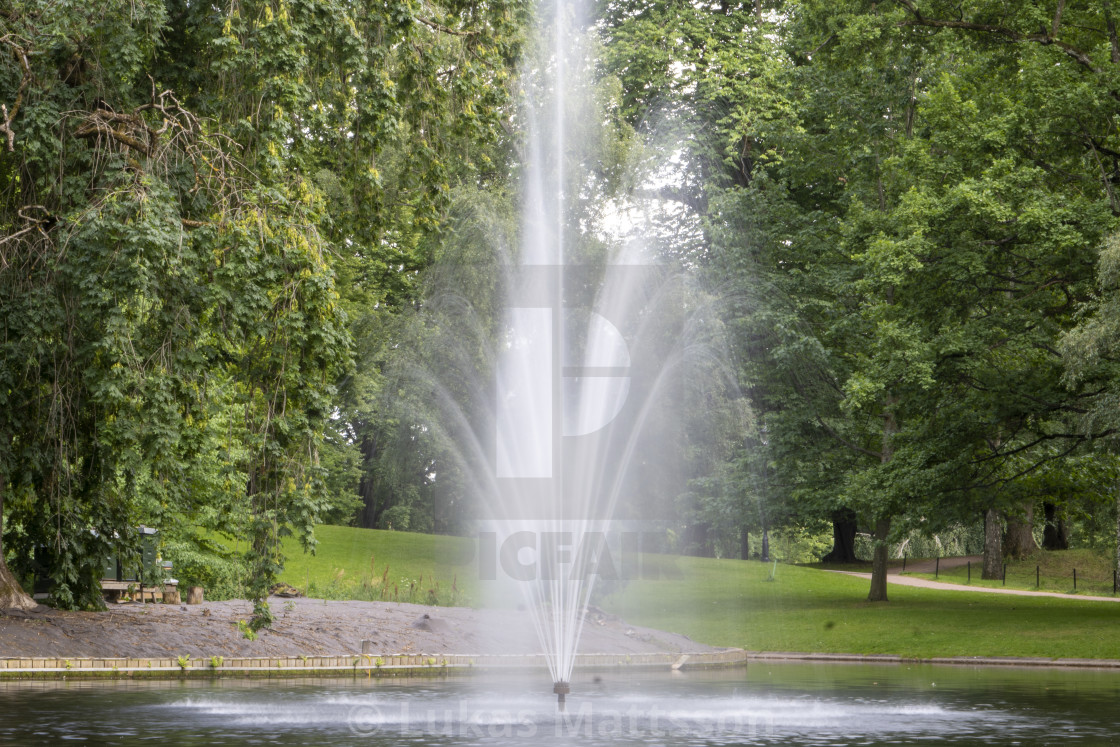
(0, 648), (748, 680)
(12, 648), (1114, 680)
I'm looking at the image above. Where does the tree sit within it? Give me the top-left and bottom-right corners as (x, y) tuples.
(1063, 231), (1120, 578)
(0, 0), (527, 618)
(0, 476), (35, 610)
(664, 0), (1118, 600)
(782, 0), (1117, 590)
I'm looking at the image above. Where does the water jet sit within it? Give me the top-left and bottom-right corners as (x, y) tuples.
(483, 0), (699, 701)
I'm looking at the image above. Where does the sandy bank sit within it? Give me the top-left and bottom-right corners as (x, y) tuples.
(0, 598), (715, 659)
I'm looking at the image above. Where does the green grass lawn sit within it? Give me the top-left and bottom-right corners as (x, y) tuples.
(906, 548), (1118, 597)
(265, 525), (477, 605)
(599, 553), (1120, 660)
(276, 527), (1120, 660)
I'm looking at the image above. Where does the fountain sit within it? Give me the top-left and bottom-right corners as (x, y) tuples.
(485, 0), (686, 709)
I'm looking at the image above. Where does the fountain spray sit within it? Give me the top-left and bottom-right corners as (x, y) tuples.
(487, 0), (680, 711)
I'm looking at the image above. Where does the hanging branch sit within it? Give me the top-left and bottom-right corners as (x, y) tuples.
(0, 34), (33, 152)
(74, 111), (156, 155)
(0, 205), (52, 269)
(66, 76), (246, 225)
(74, 78), (201, 158)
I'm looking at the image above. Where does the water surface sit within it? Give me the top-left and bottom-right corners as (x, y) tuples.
(0, 662), (1116, 745)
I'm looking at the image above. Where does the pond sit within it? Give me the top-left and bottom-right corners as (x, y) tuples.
(1, 662), (1117, 745)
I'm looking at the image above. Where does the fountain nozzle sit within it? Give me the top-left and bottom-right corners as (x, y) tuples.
(553, 681), (570, 711)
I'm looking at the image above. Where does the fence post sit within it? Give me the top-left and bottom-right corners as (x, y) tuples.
(1114, 569), (1117, 594)
(967, 561), (971, 584)
(1074, 568), (1077, 591)
(902, 555), (906, 573)
(1036, 565), (1040, 588)
(1003, 563), (1007, 585)
(935, 556), (939, 578)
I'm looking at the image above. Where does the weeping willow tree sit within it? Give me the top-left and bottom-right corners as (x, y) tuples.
(0, 0), (524, 619)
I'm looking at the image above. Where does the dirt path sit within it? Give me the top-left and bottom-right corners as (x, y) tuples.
(891, 555), (980, 574)
(831, 564), (1120, 603)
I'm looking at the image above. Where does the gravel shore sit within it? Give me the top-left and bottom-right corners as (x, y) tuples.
(0, 598), (715, 659)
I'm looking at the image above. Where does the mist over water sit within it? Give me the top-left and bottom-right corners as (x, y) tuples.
(3, 665), (1118, 745)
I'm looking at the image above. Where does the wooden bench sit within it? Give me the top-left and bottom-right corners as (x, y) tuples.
(100, 579), (180, 604)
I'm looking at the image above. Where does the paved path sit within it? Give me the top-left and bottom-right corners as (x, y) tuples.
(830, 559), (1120, 603)
(891, 555), (979, 575)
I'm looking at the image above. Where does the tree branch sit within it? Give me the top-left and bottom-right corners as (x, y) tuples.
(894, 3), (1102, 75)
(413, 15), (478, 37)
(0, 35), (33, 151)
(74, 118), (153, 155)
(73, 87), (200, 158)
(815, 416), (884, 460)
(1106, 0), (1120, 63)
(0, 205), (53, 269)
(1052, 0), (1066, 39)
(973, 430), (1094, 464)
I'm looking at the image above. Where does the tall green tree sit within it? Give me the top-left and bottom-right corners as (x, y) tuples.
(601, 0), (1120, 601)
(0, 0), (526, 619)
(758, 0), (1117, 594)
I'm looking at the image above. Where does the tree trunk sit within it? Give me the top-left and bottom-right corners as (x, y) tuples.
(690, 523), (714, 558)
(867, 397), (898, 602)
(867, 397), (897, 602)
(0, 474), (37, 611)
(982, 508), (1003, 580)
(1105, 0), (1120, 64)
(1003, 502), (1037, 558)
(740, 526), (750, 560)
(1115, 486), (1120, 583)
(1042, 502), (1070, 550)
(358, 435), (383, 529)
(821, 508), (859, 563)
(868, 517), (891, 602)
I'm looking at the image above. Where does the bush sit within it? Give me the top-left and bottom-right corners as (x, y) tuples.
(379, 505), (411, 531)
(162, 538), (248, 600)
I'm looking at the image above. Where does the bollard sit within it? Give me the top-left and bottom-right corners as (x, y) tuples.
(967, 561), (971, 584)
(1036, 565), (1040, 588)
(1074, 568), (1077, 590)
(935, 557), (939, 578)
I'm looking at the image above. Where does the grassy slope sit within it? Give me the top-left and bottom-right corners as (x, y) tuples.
(282, 527), (1120, 659)
(600, 554), (1120, 660)
(274, 525), (477, 605)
